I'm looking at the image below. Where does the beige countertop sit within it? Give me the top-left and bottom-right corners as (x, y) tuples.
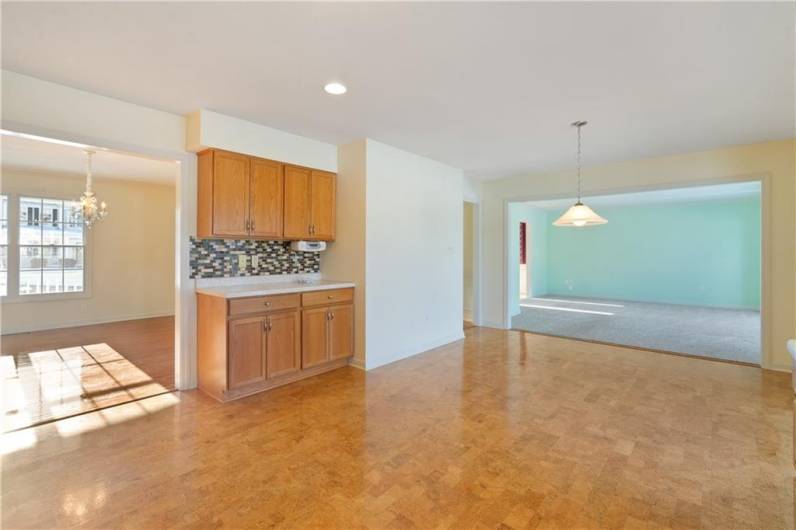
(195, 280), (355, 299)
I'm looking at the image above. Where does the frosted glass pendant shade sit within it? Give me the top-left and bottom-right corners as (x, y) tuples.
(552, 201), (608, 227)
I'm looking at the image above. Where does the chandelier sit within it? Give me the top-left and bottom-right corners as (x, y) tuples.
(78, 150), (108, 228)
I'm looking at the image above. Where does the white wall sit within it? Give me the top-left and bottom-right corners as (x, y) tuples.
(2, 71), (184, 153)
(185, 109), (337, 172)
(1, 170), (175, 333)
(364, 140), (464, 370)
(479, 140), (796, 371)
(463, 176), (481, 203)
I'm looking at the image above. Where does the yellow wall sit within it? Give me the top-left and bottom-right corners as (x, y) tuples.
(323, 140), (367, 367)
(1, 170), (176, 333)
(479, 139), (796, 371)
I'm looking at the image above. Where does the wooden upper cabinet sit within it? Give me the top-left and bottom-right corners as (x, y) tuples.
(228, 316), (266, 389)
(249, 158), (283, 238)
(329, 304), (354, 361)
(310, 170), (336, 241)
(197, 149), (335, 241)
(266, 310), (301, 379)
(283, 166), (312, 239)
(212, 151), (250, 237)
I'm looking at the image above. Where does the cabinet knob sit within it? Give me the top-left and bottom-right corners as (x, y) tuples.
(327, 295), (333, 299)
(265, 301), (271, 306)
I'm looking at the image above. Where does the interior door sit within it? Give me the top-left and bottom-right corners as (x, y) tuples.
(212, 150), (250, 236)
(302, 306), (329, 368)
(228, 316), (266, 389)
(249, 158), (283, 238)
(310, 170), (336, 240)
(283, 165), (311, 239)
(266, 310), (301, 379)
(328, 304), (354, 360)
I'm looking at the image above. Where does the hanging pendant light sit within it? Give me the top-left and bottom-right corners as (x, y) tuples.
(553, 121), (607, 227)
(78, 150), (108, 228)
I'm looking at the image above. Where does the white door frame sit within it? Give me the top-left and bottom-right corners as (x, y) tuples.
(502, 173), (771, 369)
(2, 120), (198, 389)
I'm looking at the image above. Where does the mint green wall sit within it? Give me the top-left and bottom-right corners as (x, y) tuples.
(545, 195), (761, 309)
(508, 204), (549, 315)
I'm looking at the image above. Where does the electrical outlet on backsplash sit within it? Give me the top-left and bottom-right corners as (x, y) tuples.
(189, 237), (320, 279)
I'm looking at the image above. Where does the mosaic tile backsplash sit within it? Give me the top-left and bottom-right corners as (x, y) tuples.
(190, 237), (320, 279)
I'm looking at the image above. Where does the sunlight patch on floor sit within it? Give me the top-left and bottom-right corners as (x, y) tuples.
(519, 303), (615, 316)
(2, 343), (171, 432)
(527, 297), (625, 308)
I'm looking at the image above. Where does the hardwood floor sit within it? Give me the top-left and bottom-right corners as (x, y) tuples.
(2, 327), (793, 528)
(2, 317), (174, 430)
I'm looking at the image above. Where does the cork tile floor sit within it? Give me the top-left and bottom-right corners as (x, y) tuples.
(2, 326), (793, 529)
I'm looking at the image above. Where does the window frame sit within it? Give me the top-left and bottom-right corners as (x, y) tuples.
(1, 190), (92, 304)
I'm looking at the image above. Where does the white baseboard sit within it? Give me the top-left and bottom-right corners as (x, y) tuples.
(2, 311), (175, 335)
(365, 331), (465, 371)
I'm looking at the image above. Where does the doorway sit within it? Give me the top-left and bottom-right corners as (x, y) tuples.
(463, 202), (475, 328)
(1, 130), (180, 430)
(506, 182), (763, 365)
(519, 221), (529, 300)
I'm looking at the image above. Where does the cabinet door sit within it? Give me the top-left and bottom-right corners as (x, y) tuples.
(213, 151), (250, 237)
(283, 166), (312, 240)
(228, 317), (266, 389)
(302, 306), (329, 368)
(310, 170), (336, 241)
(249, 158), (283, 238)
(266, 310), (300, 379)
(329, 304), (354, 360)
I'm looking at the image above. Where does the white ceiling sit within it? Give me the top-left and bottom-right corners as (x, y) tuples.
(521, 181), (761, 210)
(2, 133), (177, 184)
(2, 3), (793, 180)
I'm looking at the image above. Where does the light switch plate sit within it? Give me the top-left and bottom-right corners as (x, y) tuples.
(237, 254), (247, 269)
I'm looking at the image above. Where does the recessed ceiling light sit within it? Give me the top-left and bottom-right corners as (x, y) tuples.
(323, 82), (347, 95)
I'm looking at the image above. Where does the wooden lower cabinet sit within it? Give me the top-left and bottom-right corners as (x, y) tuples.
(329, 304), (354, 360)
(302, 303), (354, 368)
(302, 306), (331, 368)
(228, 316), (266, 390)
(265, 310), (300, 378)
(197, 288), (354, 402)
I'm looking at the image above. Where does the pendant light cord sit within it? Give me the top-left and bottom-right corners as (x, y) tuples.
(576, 124), (582, 203)
(571, 120), (587, 204)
